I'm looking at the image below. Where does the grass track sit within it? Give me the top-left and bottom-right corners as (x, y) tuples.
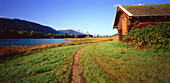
(0, 44), (90, 83)
(0, 38), (169, 83)
(80, 39), (170, 83)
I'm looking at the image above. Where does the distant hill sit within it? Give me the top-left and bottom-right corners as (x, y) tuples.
(0, 18), (91, 35)
(0, 18), (63, 35)
(0, 18), (92, 38)
(57, 30), (85, 35)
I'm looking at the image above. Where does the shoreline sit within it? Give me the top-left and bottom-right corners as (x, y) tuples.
(0, 37), (118, 62)
(0, 38), (70, 46)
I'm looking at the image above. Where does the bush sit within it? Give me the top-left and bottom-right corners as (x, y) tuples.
(123, 23), (170, 51)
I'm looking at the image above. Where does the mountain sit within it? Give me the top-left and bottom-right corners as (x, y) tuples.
(57, 28), (91, 35)
(0, 18), (92, 38)
(0, 18), (63, 35)
(0, 18), (91, 35)
(57, 29), (86, 35)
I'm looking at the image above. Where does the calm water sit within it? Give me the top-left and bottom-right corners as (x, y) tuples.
(0, 39), (70, 46)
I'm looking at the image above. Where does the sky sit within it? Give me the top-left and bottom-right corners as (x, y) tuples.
(0, 0), (169, 36)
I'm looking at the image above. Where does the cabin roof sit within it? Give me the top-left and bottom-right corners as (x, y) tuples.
(113, 4), (170, 28)
(122, 4), (170, 17)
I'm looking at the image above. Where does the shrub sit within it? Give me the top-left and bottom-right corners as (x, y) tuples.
(123, 23), (170, 51)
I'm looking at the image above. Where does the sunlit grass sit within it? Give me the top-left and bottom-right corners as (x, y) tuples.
(0, 44), (89, 82)
(1, 37), (168, 82)
(0, 37), (118, 62)
(64, 36), (118, 42)
(80, 39), (170, 82)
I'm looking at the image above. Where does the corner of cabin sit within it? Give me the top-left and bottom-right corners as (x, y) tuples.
(113, 6), (132, 42)
(113, 4), (170, 42)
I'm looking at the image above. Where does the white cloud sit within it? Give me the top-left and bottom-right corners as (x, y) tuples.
(66, 28), (91, 35)
(138, 3), (144, 5)
(113, 4), (121, 7)
(84, 31), (90, 35)
(67, 28), (82, 32)
(67, 28), (75, 30)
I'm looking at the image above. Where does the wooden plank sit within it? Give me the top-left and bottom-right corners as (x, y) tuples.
(122, 17), (128, 35)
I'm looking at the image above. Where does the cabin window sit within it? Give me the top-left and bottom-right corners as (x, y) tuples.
(122, 18), (128, 35)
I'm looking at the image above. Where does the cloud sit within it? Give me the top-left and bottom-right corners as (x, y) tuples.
(66, 28), (90, 35)
(138, 3), (144, 5)
(113, 4), (121, 7)
(84, 31), (90, 35)
(67, 28), (82, 32)
(0, 16), (2, 18)
(67, 28), (75, 30)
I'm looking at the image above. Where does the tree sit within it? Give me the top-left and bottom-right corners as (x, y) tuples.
(58, 34), (61, 38)
(74, 35), (78, 38)
(86, 35), (90, 38)
(51, 34), (55, 38)
(30, 30), (34, 35)
(55, 34), (58, 38)
(72, 34), (75, 38)
(18, 31), (24, 34)
(64, 33), (68, 38)
(97, 34), (99, 38)
(47, 33), (51, 36)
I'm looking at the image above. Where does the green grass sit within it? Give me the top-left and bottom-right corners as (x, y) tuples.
(0, 39), (169, 83)
(80, 39), (170, 83)
(0, 44), (89, 83)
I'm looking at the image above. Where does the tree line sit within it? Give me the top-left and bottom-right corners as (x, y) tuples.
(0, 29), (93, 39)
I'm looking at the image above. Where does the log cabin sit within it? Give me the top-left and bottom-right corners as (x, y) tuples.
(113, 4), (170, 42)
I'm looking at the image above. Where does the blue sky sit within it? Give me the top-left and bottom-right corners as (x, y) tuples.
(0, 0), (169, 35)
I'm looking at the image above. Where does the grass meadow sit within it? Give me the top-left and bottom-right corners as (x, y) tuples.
(0, 44), (89, 82)
(80, 39), (170, 83)
(0, 37), (116, 62)
(0, 37), (169, 83)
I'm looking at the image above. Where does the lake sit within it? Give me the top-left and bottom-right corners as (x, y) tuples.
(0, 39), (70, 46)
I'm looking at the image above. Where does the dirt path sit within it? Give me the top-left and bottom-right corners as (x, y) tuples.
(70, 46), (89, 83)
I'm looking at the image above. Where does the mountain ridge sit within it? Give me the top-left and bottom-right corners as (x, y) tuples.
(0, 18), (91, 36)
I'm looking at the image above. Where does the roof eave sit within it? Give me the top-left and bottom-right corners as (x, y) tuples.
(119, 6), (133, 17)
(113, 6), (133, 28)
(113, 26), (119, 29)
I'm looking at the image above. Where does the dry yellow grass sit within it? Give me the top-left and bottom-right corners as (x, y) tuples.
(0, 36), (118, 62)
(63, 36), (118, 42)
